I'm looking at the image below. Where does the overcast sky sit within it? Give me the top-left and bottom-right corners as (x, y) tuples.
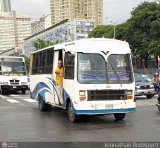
(11, 0), (155, 24)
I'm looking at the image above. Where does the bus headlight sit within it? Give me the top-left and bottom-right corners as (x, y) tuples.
(127, 90), (133, 99)
(79, 91), (85, 96)
(3, 82), (8, 85)
(21, 82), (27, 85)
(127, 90), (132, 95)
(79, 91), (87, 101)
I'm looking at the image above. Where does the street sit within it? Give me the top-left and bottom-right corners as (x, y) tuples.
(0, 92), (159, 142)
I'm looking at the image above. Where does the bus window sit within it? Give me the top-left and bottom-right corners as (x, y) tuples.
(64, 52), (74, 79)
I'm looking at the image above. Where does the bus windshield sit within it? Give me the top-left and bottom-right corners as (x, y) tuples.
(0, 61), (26, 76)
(77, 53), (133, 84)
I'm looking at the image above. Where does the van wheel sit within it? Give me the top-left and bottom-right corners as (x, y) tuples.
(22, 90), (26, 94)
(158, 106), (160, 112)
(67, 102), (78, 123)
(1, 89), (6, 95)
(38, 96), (52, 112)
(146, 94), (154, 99)
(114, 113), (126, 121)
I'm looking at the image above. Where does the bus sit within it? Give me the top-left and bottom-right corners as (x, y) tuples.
(30, 38), (136, 122)
(0, 56), (28, 94)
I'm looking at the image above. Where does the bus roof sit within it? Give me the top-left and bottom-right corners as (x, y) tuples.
(31, 38), (131, 54)
(0, 56), (25, 62)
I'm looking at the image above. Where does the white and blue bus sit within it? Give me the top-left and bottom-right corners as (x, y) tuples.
(30, 38), (136, 122)
(0, 56), (28, 94)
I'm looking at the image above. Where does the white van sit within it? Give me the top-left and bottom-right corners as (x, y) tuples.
(0, 56), (28, 94)
(30, 38), (136, 122)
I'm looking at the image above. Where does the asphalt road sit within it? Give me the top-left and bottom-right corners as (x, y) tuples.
(0, 92), (160, 143)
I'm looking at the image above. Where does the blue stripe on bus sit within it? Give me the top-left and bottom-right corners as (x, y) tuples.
(72, 108), (136, 115)
(31, 78), (60, 101)
(46, 77), (59, 100)
(31, 82), (52, 99)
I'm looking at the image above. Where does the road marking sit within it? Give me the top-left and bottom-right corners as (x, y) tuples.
(23, 99), (37, 103)
(6, 99), (20, 103)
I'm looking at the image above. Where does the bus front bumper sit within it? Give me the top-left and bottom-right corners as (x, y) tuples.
(1, 85), (28, 91)
(71, 100), (136, 115)
(73, 108), (136, 115)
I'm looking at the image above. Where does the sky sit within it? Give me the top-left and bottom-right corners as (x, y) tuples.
(11, 0), (156, 24)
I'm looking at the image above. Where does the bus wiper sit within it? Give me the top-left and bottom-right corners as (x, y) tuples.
(108, 61), (122, 87)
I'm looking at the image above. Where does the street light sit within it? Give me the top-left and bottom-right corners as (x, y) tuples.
(105, 17), (117, 39)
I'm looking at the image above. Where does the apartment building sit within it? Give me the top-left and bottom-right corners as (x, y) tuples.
(24, 19), (95, 56)
(0, 0), (11, 12)
(0, 11), (32, 53)
(31, 14), (52, 35)
(50, 0), (103, 26)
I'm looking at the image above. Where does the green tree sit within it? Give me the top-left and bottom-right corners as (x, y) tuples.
(124, 2), (160, 67)
(88, 25), (114, 38)
(33, 39), (57, 50)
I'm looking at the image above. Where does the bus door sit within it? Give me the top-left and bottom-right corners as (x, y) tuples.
(53, 49), (64, 105)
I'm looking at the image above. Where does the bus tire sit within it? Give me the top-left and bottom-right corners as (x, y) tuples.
(114, 113), (126, 121)
(67, 101), (78, 123)
(22, 90), (26, 94)
(38, 96), (52, 112)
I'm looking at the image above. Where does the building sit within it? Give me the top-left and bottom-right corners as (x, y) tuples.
(0, 0), (11, 12)
(0, 11), (32, 53)
(24, 19), (95, 56)
(50, 0), (103, 26)
(31, 14), (52, 35)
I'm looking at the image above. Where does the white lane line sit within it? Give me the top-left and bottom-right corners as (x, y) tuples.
(23, 99), (37, 103)
(6, 99), (20, 103)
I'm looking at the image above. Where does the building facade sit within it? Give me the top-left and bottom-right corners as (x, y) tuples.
(0, 0), (11, 12)
(24, 19), (95, 56)
(31, 14), (52, 35)
(50, 0), (103, 26)
(0, 11), (32, 53)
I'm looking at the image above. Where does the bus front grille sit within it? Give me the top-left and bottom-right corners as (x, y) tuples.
(9, 80), (19, 85)
(88, 90), (127, 101)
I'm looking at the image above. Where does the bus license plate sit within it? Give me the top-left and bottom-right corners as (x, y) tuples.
(13, 86), (16, 88)
(105, 104), (113, 109)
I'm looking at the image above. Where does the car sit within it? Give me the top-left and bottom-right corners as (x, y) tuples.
(135, 73), (155, 99)
(141, 74), (152, 82)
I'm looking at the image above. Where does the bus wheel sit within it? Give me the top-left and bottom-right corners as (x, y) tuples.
(114, 113), (126, 121)
(22, 90), (26, 94)
(38, 97), (52, 112)
(67, 102), (78, 123)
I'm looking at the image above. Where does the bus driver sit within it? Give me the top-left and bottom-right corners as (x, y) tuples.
(55, 60), (64, 105)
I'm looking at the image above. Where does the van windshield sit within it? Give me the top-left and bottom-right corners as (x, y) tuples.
(77, 53), (133, 84)
(0, 61), (26, 76)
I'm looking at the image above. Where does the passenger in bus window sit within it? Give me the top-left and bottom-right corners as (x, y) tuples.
(55, 60), (64, 105)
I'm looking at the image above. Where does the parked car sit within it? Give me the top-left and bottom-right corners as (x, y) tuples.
(141, 74), (152, 82)
(135, 73), (155, 99)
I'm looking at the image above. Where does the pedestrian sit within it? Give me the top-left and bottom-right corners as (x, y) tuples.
(55, 60), (64, 106)
(151, 73), (159, 91)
